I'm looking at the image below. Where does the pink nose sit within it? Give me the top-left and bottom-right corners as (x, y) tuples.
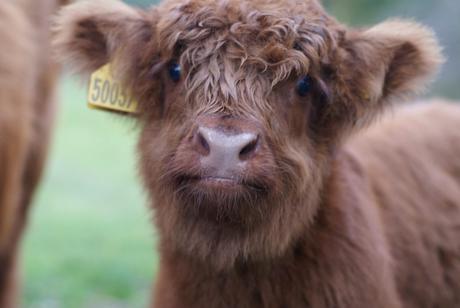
(193, 120), (260, 177)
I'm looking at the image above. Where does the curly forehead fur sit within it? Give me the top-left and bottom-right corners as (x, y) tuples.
(153, 0), (337, 114)
(55, 0), (442, 126)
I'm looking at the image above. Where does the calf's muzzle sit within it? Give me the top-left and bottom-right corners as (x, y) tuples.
(191, 115), (261, 179)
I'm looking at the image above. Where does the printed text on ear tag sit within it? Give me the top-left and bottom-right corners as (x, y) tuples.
(87, 64), (139, 114)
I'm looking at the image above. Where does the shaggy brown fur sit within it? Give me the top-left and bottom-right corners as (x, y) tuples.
(54, 0), (459, 307)
(0, 0), (64, 306)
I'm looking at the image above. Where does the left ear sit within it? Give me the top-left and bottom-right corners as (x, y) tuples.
(334, 20), (443, 125)
(53, 0), (154, 77)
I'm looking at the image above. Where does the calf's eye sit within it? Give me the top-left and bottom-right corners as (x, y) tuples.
(296, 76), (312, 97)
(168, 62), (181, 82)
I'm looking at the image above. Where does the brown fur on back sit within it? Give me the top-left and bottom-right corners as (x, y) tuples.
(346, 101), (460, 307)
(0, 1), (62, 306)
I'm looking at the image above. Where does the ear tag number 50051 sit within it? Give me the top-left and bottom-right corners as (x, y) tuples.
(87, 64), (139, 114)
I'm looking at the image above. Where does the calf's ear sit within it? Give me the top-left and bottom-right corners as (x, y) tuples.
(332, 20), (443, 130)
(53, 0), (152, 77)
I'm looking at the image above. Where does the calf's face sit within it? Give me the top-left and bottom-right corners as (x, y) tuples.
(54, 0), (442, 268)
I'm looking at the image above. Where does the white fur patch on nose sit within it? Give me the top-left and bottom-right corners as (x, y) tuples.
(199, 127), (257, 177)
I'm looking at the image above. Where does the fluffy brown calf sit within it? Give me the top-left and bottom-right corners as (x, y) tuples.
(54, 0), (460, 307)
(0, 0), (64, 306)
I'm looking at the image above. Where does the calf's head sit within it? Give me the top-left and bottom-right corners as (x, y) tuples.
(54, 0), (442, 268)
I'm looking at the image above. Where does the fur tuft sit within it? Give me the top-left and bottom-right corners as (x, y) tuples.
(52, 0), (141, 76)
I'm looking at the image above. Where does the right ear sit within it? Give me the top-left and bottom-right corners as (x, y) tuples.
(53, 0), (153, 77)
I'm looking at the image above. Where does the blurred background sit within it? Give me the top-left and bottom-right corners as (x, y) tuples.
(22, 0), (459, 307)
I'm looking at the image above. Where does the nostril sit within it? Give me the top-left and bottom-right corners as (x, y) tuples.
(239, 136), (259, 160)
(196, 130), (210, 155)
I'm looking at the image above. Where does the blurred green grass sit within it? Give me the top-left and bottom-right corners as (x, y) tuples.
(21, 76), (157, 308)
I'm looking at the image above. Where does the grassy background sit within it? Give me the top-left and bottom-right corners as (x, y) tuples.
(21, 77), (156, 308)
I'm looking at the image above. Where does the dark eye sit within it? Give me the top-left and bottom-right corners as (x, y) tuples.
(296, 76), (312, 97)
(168, 62), (181, 82)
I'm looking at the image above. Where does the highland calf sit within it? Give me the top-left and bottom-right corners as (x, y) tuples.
(0, 1), (64, 306)
(54, 0), (460, 307)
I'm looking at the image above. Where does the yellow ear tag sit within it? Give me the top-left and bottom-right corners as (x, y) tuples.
(87, 64), (139, 114)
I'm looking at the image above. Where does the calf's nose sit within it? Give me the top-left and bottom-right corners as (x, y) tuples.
(195, 126), (259, 175)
